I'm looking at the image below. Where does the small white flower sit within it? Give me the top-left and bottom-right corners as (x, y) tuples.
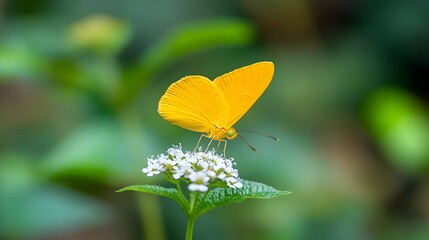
(226, 177), (243, 189)
(217, 172), (226, 180)
(172, 162), (192, 179)
(163, 159), (177, 170)
(142, 161), (162, 176)
(187, 171), (210, 192)
(167, 146), (184, 159)
(206, 170), (217, 179)
(196, 160), (209, 170)
(188, 183), (209, 192)
(188, 171), (210, 184)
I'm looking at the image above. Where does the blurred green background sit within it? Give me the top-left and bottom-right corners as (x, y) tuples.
(1, 0), (429, 239)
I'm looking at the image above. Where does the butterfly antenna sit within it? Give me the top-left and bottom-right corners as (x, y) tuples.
(237, 134), (256, 152)
(238, 130), (279, 141)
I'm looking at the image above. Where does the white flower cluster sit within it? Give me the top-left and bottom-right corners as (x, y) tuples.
(142, 145), (243, 192)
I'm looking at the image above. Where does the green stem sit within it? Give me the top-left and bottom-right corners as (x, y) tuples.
(186, 192), (199, 240)
(176, 181), (189, 211)
(186, 214), (195, 240)
(195, 189), (210, 218)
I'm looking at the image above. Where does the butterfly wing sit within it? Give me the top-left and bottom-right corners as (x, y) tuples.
(158, 75), (229, 133)
(213, 61), (274, 128)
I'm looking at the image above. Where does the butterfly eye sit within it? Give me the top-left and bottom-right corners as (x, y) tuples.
(226, 128), (237, 139)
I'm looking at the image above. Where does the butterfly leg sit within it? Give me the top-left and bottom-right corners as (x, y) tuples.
(204, 137), (215, 153)
(215, 140), (222, 152)
(193, 134), (205, 152)
(221, 139), (228, 157)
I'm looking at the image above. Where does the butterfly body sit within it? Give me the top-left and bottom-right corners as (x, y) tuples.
(158, 61), (274, 141)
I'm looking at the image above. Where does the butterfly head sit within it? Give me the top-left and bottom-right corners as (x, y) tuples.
(226, 127), (238, 140)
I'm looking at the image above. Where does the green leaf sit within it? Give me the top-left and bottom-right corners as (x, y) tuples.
(0, 46), (47, 80)
(41, 122), (142, 185)
(0, 153), (112, 238)
(364, 87), (429, 172)
(139, 18), (255, 72)
(196, 180), (290, 217)
(117, 184), (186, 209)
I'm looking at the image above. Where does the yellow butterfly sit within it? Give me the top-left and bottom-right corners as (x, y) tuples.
(158, 61), (275, 150)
